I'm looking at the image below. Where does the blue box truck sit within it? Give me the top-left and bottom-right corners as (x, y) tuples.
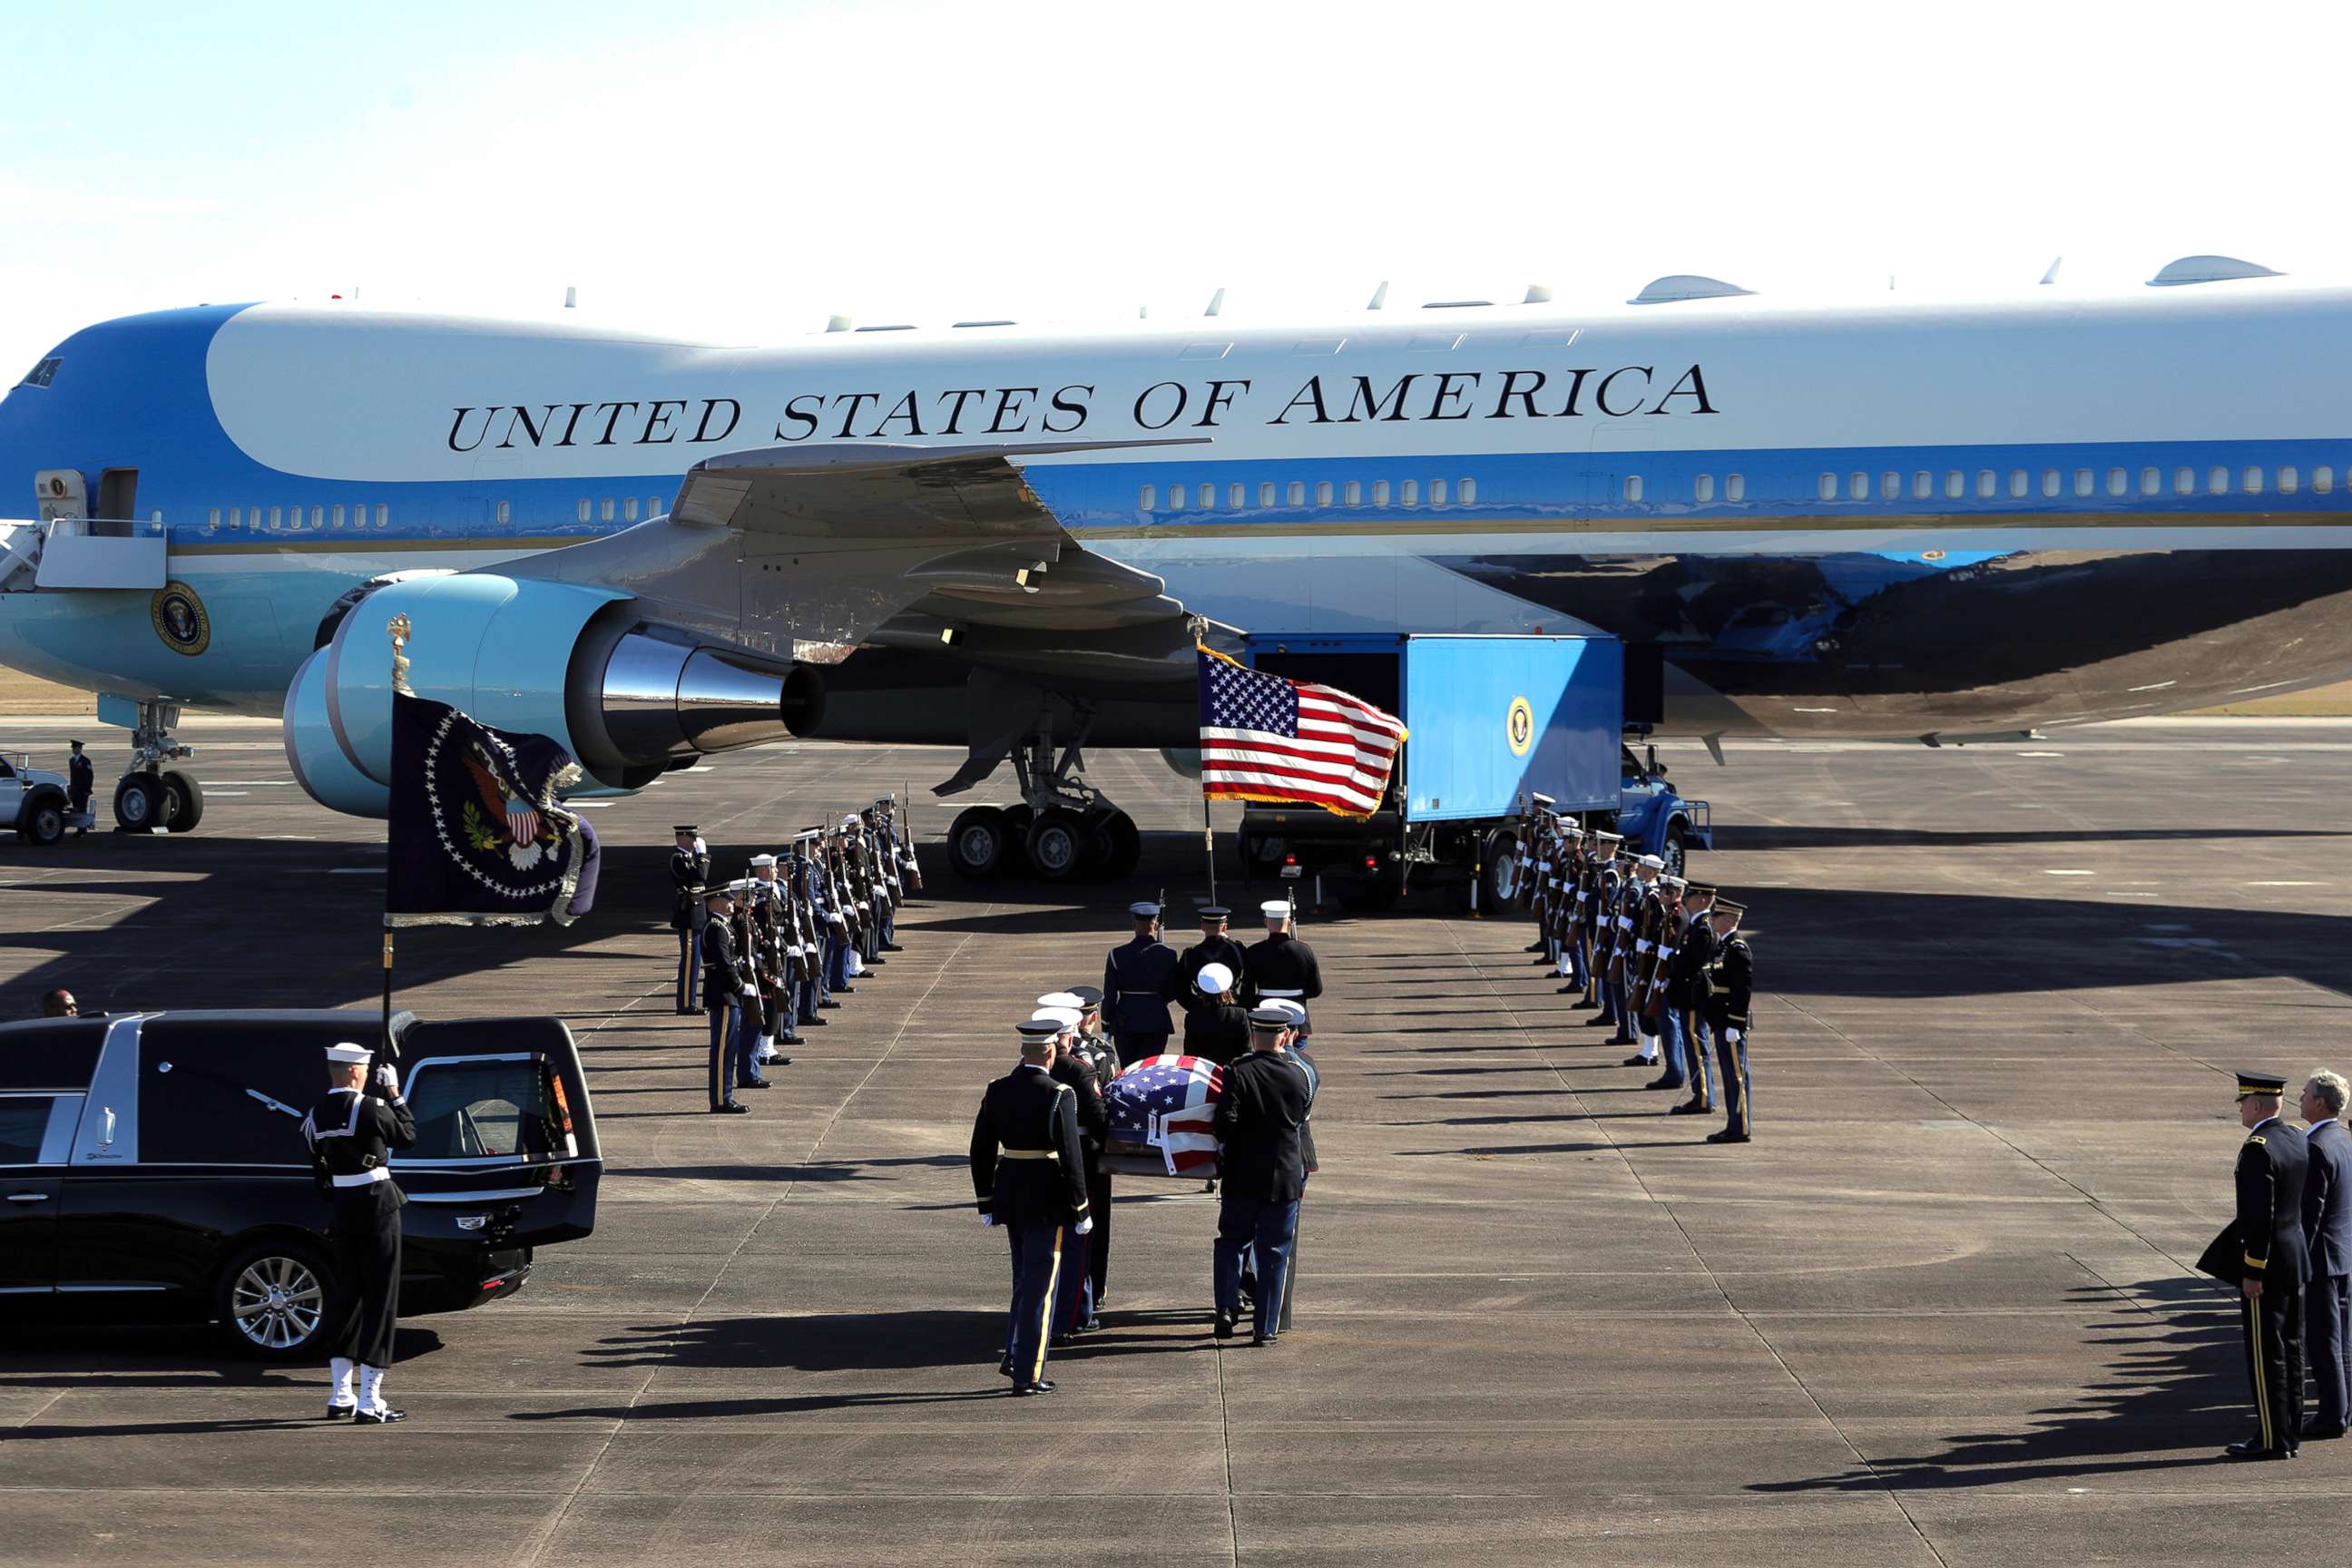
(1233, 633), (1709, 908)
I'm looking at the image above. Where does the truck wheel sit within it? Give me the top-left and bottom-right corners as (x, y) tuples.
(1661, 825), (1687, 878)
(947, 807), (1007, 878)
(1025, 809), (1085, 881)
(1481, 831), (1521, 908)
(18, 798), (65, 847)
(1357, 874), (1402, 911)
(113, 772), (160, 832)
(214, 1238), (343, 1362)
(160, 770), (204, 832)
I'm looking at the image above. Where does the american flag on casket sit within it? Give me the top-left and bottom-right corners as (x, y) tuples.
(1103, 1054), (1225, 1178)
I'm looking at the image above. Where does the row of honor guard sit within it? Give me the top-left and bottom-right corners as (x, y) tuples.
(666, 799), (922, 1113)
(1520, 813), (1755, 1144)
(1102, 896), (1324, 1067)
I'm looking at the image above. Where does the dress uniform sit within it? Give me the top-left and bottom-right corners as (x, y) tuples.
(1241, 899), (1323, 1036)
(1038, 1006), (1109, 1338)
(1625, 858), (1668, 1071)
(971, 1019), (1093, 1394)
(2301, 1085), (2352, 1438)
(668, 827), (710, 1013)
(1182, 962), (1252, 1066)
(1102, 901), (1181, 1063)
(701, 888), (752, 1113)
(2197, 1071), (2310, 1459)
(1054, 987), (1121, 1306)
(1663, 886), (1718, 1116)
(1179, 906), (1251, 1004)
(301, 1043), (417, 1424)
(1705, 902), (1753, 1143)
(1213, 1005), (1318, 1345)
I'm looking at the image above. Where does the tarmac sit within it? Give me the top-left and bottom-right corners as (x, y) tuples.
(4, 716), (2352, 1564)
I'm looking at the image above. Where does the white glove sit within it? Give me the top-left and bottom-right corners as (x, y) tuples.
(740, 984), (756, 998)
(980, 1213), (997, 1227)
(371, 1063), (399, 1095)
(1727, 1028), (1743, 1044)
(1074, 1217), (1094, 1236)
(692, 838), (707, 855)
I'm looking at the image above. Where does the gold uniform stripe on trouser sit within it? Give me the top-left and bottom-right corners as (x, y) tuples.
(1732, 1038), (1749, 1137)
(2250, 1296), (2273, 1451)
(1033, 1227), (1064, 1385)
(1684, 1011), (1711, 1101)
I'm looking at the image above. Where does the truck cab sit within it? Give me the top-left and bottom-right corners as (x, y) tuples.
(1616, 737), (1712, 877)
(0, 750), (73, 845)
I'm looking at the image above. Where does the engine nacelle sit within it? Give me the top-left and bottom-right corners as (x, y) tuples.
(283, 573), (799, 818)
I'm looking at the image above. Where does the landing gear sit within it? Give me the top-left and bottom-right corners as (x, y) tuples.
(948, 806), (1010, 877)
(942, 720), (1139, 881)
(112, 698), (199, 833)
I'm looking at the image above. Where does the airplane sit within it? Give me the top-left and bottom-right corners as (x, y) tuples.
(3, 252), (2349, 877)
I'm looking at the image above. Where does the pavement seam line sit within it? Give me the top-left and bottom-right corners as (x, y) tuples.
(1215, 1338), (1240, 1565)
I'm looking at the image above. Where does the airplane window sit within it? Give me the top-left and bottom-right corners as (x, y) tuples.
(375, 505), (388, 528)
(1944, 472), (1963, 499)
(1881, 472), (1899, 500)
(2174, 467), (2194, 495)
(266, 506), (280, 529)
(1169, 484), (1188, 509)
(1818, 474), (1838, 501)
(1912, 472), (1932, 500)
(2243, 466), (2264, 495)
(1695, 475), (1715, 503)
(1622, 476), (1642, 503)
(2010, 471), (2028, 498)
(208, 508), (220, 530)
(1259, 482), (1277, 507)
(1458, 478), (1475, 505)
(1288, 481), (1306, 506)
(310, 505), (323, 528)
(648, 496), (662, 516)
(1344, 481), (1361, 505)
(229, 507), (242, 529)
(1401, 480), (1419, 506)
(623, 497), (641, 522)
(1140, 485), (1157, 512)
(1373, 480), (1391, 506)
(1198, 483), (1217, 511)
(2317, 467), (2335, 495)
(495, 501), (512, 524)
(2210, 466), (2229, 495)
(1977, 471), (1996, 499)
(1848, 473), (1867, 500)
(2105, 469), (2126, 496)
(1432, 480), (1449, 505)
(2140, 467), (2160, 496)
(577, 499), (592, 523)
(2042, 471), (2061, 498)
(601, 498), (616, 522)
(1229, 483), (1245, 508)
(1314, 481), (1332, 506)
(2073, 470), (2093, 497)
(1725, 474), (1745, 501)
(2279, 466), (2300, 495)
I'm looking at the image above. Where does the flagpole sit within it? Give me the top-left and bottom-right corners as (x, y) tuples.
(379, 612), (412, 1065)
(1191, 621), (1219, 906)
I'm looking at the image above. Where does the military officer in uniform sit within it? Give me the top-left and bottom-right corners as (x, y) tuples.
(701, 886), (753, 1114)
(301, 1042), (417, 1424)
(1178, 905), (1250, 1004)
(2200, 1070), (2310, 1460)
(67, 740), (93, 836)
(1705, 900), (1753, 1143)
(1213, 1003), (1318, 1346)
(1664, 884), (1718, 1118)
(1242, 898), (1323, 1038)
(669, 826), (710, 1013)
(1102, 900), (1181, 1063)
(971, 1017), (1093, 1395)
(1049, 988), (1121, 1308)
(2302, 1071), (2352, 1438)
(1036, 1005), (1109, 1341)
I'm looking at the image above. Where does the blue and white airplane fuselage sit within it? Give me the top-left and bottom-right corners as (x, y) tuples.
(5, 280), (2351, 806)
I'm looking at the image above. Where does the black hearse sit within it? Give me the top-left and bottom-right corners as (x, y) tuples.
(0, 1009), (600, 1358)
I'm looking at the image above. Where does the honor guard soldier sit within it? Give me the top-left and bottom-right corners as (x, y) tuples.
(1035, 1005), (1108, 1341)
(1102, 900), (1181, 1063)
(2196, 1071), (2309, 1459)
(744, 854), (797, 1071)
(1051, 987), (1121, 1308)
(1705, 900), (1752, 1142)
(1622, 854), (1666, 1068)
(971, 1017), (1093, 1395)
(2301, 1071), (2352, 1439)
(301, 1042), (417, 1424)
(1660, 881), (1716, 1115)
(669, 826), (710, 1014)
(1242, 898), (1323, 1037)
(701, 886), (753, 1113)
(1179, 905), (1250, 1006)
(1212, 1004), (1318, 1345)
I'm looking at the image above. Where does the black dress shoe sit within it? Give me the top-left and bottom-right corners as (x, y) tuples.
(322, 1404), (356, 1420)
(1073, 1317), (1102, 1334)
(1621, 1054), (1651, 1068)
(1669, 1099), (1713, 1115)
(1608, 1036), (1637, 1049)
(1573, 998), (1600, 1011)
(713, 1102), (750, 1114)
(353, 1406), (407, 1425)
(737, 1081), (770, 1091)
(1250, 1332), (1278, 1348)
(1526, 942), (1547, 953)
(2224, 1440), (2293, 1460)
(1049, 1334), (1076, 1348)
(802, 1015), (828, 1026)
(1014, 1380), (1056, 1396)
(883, 943), (906, 952)
(818, 1001), (842, 1011)
(1584, 1015), (1618, 1028)
(1213, 1314), (1237, 1339)
(834, 985), (856, 995)
(1706, 1130), (1750, 1144)
(770, 1054), (794, 1066)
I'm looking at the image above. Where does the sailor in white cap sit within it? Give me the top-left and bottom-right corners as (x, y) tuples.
(972, 1016), (1093, 1394)
(1182, 960), (1250, 1067)
(1102, 899), (1180, 1063)
(1242, 897), (1322, 1038)
(300, 1042), (416, 1424)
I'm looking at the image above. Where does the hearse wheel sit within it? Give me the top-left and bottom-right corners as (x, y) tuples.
(215, 1239), (340, 1362)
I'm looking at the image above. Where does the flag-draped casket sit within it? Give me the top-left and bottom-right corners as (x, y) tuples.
(1102, 1054), (1226, 1178)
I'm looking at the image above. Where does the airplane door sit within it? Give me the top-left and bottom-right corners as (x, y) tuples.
(34, 469), (85, 527)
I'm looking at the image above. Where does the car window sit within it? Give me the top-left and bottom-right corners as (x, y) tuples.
(0, 1095), (62, 1162)
(403, 1056), (574, 1162)
(138, 1024), (320, 1165)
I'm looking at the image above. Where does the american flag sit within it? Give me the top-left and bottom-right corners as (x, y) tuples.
(1104, 1054), (1225, 1177)
(1197, 648), (1406, 820)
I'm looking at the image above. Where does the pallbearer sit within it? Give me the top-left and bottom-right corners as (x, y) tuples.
(971, 1017), (1093, 1396)
(301, 1043), (417, 1425)
(668, 826), (709, 1014)
(1059, 985), (1120, 1306)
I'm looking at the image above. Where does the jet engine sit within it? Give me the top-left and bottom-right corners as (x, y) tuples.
(283, 573), (798, 818)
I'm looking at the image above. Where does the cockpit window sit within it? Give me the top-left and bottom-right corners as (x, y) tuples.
(17, 358), (60, 388)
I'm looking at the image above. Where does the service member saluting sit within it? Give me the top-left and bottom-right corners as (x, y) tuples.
(971, 1017), (1093, 1395)
(301, 1042), (417, 1424)
(1242, 897), (1322, 1037)
(1102, 899), (1181, 1063)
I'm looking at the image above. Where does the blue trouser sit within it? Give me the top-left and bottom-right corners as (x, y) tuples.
(1716, 1025), (1752, 1138)
(675, 930), (700, 1010)
(1564, 929), (1589, 991)
(1004, 1221), (1069, 1387)
(827, 931), (852, 989)
(1663, 1007), (1711, 1101)
(1054, 1208), (1095, 1334)
(738, 999), (769, 1087)
(1599, 975), (1625, 1030)
(1657, 1004), (1690, 1088)
(1215, 1196), (1300, 1339)
(798, 967), (822, 1023)
(706, 1002), (746, 1108)
(879, 897), (897, 946)
(2309, 1274), (2351, 1432)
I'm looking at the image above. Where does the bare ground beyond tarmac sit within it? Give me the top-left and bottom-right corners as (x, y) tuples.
(4, 717), (2351, 1565)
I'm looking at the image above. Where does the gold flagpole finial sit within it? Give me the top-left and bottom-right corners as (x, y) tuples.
(387, 612), (415, 696)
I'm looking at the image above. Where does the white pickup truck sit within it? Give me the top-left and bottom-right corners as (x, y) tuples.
(0, 750), (85, 845)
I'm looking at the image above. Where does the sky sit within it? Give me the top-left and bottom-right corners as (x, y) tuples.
(5, 0), (2349, 375)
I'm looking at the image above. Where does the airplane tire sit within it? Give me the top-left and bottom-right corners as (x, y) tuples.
(1026, 809), (1085, 881)
(1102, 811), (1142, 879)
(947, 807), (1007, 879)
(1660, 825), (1686, 879)
(113, 772), (161, 832)
(160, 770), (204, 833)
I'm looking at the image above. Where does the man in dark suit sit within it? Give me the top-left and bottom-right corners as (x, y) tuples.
(2218, 1070), (2311, 1460)
(970, 1019), (1092, 1395)
(1212, 1004), (1318, 1347)
(2302, 1071), (2352, 1439)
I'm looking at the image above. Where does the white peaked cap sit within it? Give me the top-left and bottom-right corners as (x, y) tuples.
(326, 1043), (372, 1064)
(1128, 900), (1161, 916)
(1264, 998), (1308, 1022)
(749, 853), (778, 867)
(1036, 991), (1084, 1010)
(1197, 962), (1235, 995)
(1259, 899), (1290, 917)
(1031, 1007), (1083, 1029)
(1638, 854), (1666, 869)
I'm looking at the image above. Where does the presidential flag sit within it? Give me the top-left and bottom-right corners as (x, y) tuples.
(1197, 647), (1406, 820)
(1104, 1054), (1227, 1177)
(386, 691), (596, 927)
